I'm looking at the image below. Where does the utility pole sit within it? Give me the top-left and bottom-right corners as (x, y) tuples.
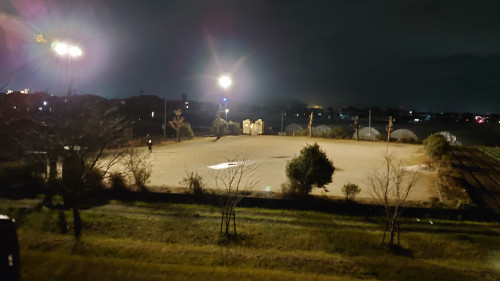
(163, 99), (167, 141)
(216, 105), (221, 140)
(281, 109), (284, 132)
(369, 109), (371, 137)
(67, 78), (73, 97)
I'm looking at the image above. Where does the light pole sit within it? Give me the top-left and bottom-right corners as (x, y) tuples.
(217, 74), (232, 139)
(51, 41), (83, 96)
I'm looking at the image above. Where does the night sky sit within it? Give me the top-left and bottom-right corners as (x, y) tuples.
(1, 0), (500, 113)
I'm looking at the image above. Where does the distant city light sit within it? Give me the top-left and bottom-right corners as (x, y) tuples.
(151, 111), (155, 118)
(43, 101), (48, 106)
(309, 105), (323, 109)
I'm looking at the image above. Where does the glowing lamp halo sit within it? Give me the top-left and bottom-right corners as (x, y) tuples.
(52, 41), (83, 57)
(218, 74), (233, 89)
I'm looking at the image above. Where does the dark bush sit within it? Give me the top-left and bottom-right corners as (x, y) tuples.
(180, 122), (194, 139)
(227, 121), (242, 135)
(284, 143), (334, 195)
(182, 172), (206, 195)
(330, 126), (347, 139)
(423, 133), (449, 159)
(293, 129), (308, 136)
(342, 183), (361, 201)
(212, 118), (228, 135)
(0, 161), (44, 197)
(84, 167), (106, 191)
(109, 172), (129, 193)
(398, 137), (418, 144)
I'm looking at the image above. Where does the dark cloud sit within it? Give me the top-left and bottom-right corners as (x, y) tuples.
(1, 0), (499, 112)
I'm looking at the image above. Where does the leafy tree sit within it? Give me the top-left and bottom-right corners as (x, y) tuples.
(423, 133), (449, 159)
(227, 121), (242, 135)
(169, 109), (184, 142)
(368, 152), (418, 248)
(212, 117), (228, 135)
(180, 122), (194, 139)
(342, 183), (361, 201)
(285, 143), (334, 195)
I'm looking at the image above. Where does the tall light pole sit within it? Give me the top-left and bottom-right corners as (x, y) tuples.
(51, 41), (83, 96)
(217, 74), (232, 139)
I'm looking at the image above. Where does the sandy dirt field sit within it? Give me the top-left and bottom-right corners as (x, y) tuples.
(127, 135), (437, 201)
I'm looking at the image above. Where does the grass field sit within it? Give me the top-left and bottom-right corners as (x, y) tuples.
(2, 198), (500, 281)
(479, 146), (500, 162)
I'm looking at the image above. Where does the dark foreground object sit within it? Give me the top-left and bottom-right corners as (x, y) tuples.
(0, 215), (20, 281)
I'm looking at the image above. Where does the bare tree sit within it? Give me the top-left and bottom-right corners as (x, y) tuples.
(55, 96), (130, 238)
(351, 115), (361, 141)
(123, 146), (153, 191)
(368, 152), (418, 248)
(169, 109), (185, 142)
(386, 116), (393, 143)
(210, 157), (257, 237)
(308, 111), (314, 138)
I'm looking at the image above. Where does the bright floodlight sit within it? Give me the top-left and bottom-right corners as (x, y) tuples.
(54, 42), (68, 55)
(218, 75), (232, 89)
(52, 42), (83, 57)
(68, 46), (83, 57)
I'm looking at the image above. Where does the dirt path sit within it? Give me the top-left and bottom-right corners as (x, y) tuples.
(134, 136), (435, 201)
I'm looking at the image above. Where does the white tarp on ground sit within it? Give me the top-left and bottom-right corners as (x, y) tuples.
(437, 131), (461, 145)
(285, 123), (303, 134)
(391, 129), (419, 142)
(313, 125), (332, 136)
(207, 161), (246, 170)
(354, 127), (380, 140)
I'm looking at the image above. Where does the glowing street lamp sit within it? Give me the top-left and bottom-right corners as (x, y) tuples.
(218, 75), (232, 89)
(52, 42), (83, 58)
(51, 41), (83, 96)
(216, 74), (233, 140)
